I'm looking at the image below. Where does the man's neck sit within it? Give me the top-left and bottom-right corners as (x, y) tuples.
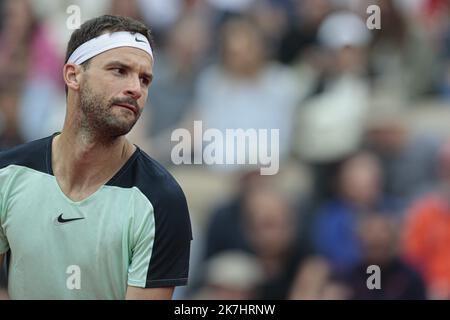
(52, 129), (136, 201)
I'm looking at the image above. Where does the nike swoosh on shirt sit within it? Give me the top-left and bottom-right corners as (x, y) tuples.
(55, 214), (85, 225)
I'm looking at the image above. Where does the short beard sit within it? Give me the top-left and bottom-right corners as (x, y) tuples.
(79, 81), (139, 143)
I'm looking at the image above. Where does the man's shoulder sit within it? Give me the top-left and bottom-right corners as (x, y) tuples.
(0, 136), (52, 173)
(111, 147), (187, 207)
(125, 148), (192, 239)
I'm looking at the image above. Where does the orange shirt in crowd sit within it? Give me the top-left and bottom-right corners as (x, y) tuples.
(402, 194), (450, 298)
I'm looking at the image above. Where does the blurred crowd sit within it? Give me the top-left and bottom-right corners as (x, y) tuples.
(2, 0), (450, 300)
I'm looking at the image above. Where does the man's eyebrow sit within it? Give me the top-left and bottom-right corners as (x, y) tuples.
(104, 61), (131, 69)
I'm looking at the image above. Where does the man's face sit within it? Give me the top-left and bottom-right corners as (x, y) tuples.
(78, 47), (153, 138)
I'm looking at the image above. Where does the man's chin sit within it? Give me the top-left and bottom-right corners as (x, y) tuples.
(98, 120), (136, 139)
(109, 125), (135, 138)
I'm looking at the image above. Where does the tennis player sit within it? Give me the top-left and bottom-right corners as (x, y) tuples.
(0, 15), (192, 299)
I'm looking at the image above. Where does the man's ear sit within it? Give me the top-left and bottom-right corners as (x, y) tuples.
(63, 63), (82, 92)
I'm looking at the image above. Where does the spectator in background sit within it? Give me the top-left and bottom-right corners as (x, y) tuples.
(402, 138), (450, 299)
(0, 0), (28, 148)
(0, 0), (64, 144)
(204, 171), (308, 255)
(278, 0), (333, 102)
(364, 100), (440, 212)
(293, 11), (371, 203)
(310, 151), (395, 273)
(203, 172), (261, 260)
(246, 0), (292, 56)
(244, 185), (306, 299)
(347, 213), (426, 300)
(193, 250), (265, 300)
(193, 16), (300, 170)
(203, 171), (307, 299)
(366, 0), (436, 100)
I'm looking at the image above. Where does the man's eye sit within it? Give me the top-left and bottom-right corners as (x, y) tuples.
(140, 77), (150, 87)
(112, 68), (126, 75)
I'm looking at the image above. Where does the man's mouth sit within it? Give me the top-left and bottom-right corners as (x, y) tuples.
(114, 103), (138, 115)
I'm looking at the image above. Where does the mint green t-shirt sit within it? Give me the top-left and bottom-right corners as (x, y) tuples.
(0, 135), (192, 299)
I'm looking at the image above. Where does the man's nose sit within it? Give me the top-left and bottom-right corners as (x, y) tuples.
(124, 75), (142, 100)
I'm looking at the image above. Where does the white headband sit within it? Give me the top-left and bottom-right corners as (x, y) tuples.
(67, 31), (153, 65)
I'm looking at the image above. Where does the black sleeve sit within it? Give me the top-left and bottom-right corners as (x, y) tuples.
(144, 178), (193, 288)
